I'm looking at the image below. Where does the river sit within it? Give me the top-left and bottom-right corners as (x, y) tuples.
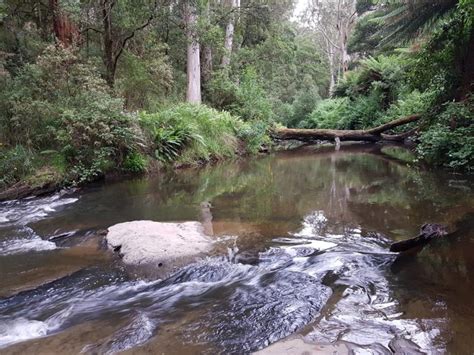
(0, 144), (473, 354)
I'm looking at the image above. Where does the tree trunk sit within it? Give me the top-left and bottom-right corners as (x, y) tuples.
(326, 39), (336, 94)
(457, 25), (474, 100)
(102, 0), (116, 87)
(49, 0), (79, 46)
(185, 2), (201, 103)
(221, 0), (238, 68)
(273, 114), (421, 143)
(202, 0), (213, 83)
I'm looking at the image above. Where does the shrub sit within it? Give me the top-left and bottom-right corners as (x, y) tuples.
(286, 86), (321, 127)
(140, 104), (265, 164)
(231, 67), (274, 122)
(305, 98), (351, 129)
(237, 120), (271, 154)
(58, 92), (136, 183)
(386, 90), (432, 116)
(272, 100), (295, 127)
(205, 70), (239, 111)
(0, 45), (139, 184)
(116, 43), (173, 111)
(0, 146), (34, 188)
(344, 93), (383, 129)
(123, 151), (148, 173)
(417, 98), (474, 171)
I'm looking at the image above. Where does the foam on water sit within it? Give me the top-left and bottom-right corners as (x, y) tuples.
(0, 227), (57, 255)
(0, 236), (56, 255)
(0, 318), (49, 347)
(0, 193), (78, 226)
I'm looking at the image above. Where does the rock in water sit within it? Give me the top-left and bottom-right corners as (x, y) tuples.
(106, 221), (213, 269)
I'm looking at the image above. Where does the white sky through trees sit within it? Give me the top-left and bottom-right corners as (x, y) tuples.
(293, 0), (309, 21)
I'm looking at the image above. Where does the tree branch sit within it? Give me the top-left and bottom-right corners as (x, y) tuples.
(113, 0), (159, 71)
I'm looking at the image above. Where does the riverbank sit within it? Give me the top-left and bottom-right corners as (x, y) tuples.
(0, 103), (271, 202)
(0, 140), (427, 202)
(0, 140), (412, 202)
(0, 149), (259, 202)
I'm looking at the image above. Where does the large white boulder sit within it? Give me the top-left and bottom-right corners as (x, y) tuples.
(106, 221), (213, 268)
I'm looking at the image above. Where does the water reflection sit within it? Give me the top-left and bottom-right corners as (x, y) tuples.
(0, 143), (473, 353)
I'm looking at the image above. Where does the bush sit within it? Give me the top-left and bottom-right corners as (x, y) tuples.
(58, 93), (137, 183)
(123, 151), (148, 173)
(305, 98), (351, 129)
(140, 104), (268, 164)
(0, 146), (34, 188)
(272, 100), (294, 127)
(116, 42), (173, 111)
(205, 70), (239, 111)
(344, 93), (383, 129)
(417, 98), (474, 171)
(231, 67), (274, 122)
(384, 90), (435, 120)
(0, 45), (139, 184)
(237, 120), (271, 154)
(286, 86), (321, 127)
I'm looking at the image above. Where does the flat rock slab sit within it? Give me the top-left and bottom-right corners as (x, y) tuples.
(106, 221), (213, 269)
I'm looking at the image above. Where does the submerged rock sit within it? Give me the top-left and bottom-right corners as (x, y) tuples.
(106, 220), (213, 270)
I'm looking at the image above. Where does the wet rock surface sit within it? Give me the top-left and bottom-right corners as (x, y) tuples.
(106, 220), (213, 270)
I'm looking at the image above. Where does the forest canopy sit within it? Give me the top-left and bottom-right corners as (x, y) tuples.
(0, 0), (472, 192)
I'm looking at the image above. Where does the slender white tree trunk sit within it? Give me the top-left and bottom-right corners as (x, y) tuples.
(324, 37), (336, 95)
(185, 2), (201, 103)
(202, 0), (213, 83)
(221, 0), (238, 67)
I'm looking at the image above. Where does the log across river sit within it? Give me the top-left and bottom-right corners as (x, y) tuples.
(273, 114), (421, 142)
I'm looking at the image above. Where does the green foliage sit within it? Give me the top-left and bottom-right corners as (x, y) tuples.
(123, 151), (148, 173)
(231, 67), (273, 122)
(116, 41), (173, 111)
(153, 125), (196, 163)
(346, 93), (384, 129)
(0, 45), (138, 184)
(237, 120), (272, 154)
(347, 12), (385, 55)
(335, 55), (405, 103)
(369, 0), (458, 46)
(0, 146), (34, 188)
(417, 98), (474, 171)
(206, 67), (274, 123)
(58, 93), (136, 182)
(216, 23), (330, 127)
(383, 90), (435, 121)
(285, 85), (321, 127)
(205, 70), (239, 111)
(305, 98), (351, 129)
(338, 1), (473, 171)
(140, 103), (268, 165)
(356, 0), (376, 15)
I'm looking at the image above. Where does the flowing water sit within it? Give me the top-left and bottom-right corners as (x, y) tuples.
(0, 144), (473, 354)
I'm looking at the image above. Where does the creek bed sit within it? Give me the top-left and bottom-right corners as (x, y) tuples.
(1, 144), (473, 354)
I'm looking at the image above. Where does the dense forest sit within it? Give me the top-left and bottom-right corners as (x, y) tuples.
(0, 0), (472, 194)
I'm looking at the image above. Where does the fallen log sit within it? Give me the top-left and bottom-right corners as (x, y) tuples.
(390, 223), (449, 253)
(274, 114), (421, 143)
